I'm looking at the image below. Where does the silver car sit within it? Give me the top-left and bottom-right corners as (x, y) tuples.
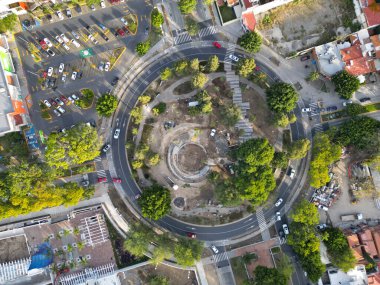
(113, 128), (120, 139)
(71, 31), (80, 40)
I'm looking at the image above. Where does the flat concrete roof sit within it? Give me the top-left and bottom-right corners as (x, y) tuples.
(315, 43), (345, 77)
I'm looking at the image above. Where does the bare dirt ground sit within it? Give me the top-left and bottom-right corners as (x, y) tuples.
(319, 158), (380, 226)
(242, 87), (279, 146)
(204, 264), (220, 285)
(120, 263), (197, 285)
(256, 0), (356, 55)
(0, 235), (29, 262)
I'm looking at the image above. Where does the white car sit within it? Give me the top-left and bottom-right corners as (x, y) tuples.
(68, 96), (75, 104)
(282, 224), (289, 235)
(58, 63), (65, 73)
(62, 43), (70, 50)
(43, 99), (51, 108)
(62, 74), (67, 82)
(47, 67), (53, 77)
(288, 168), (295, 179)
(57, 106), (66, 114)
(301, 107), (311, 112)
(56, 11), (64, 20)
(343, 100), (353, 106)
(66, 8), (72, 18)
(102, 144), (111, 152)
(71, 71), (77, 80)
(275, 198), (283, 207)
(60, 34), (69, 43)
(55, 35), (63, 44)
(88, 34), (98, 44)
(71, 94), (79, 101)
(71, 39), (81, 48)
(210, 128), (216, 137)
(211, 245), (219, 254)
(113, 128), (120, 139)
(121, 17), (128, 25)
(228, 54), (239, 62)
(53, 109), (61, 117)
(276, 212), (281, 221)
(100, 0), (106, 8)
(104, 61), (110, 72)
(71, 31), (80, 40)
(44, 38), (53, 48)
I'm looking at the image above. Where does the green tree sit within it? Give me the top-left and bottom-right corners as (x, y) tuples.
(147, 153), (160, 166)
(151, 8), (164, 28)
(149, 275), (169, 285)
(151, 245), (172, 265)
(274, 113), (290, 128)
(266, 83), (299, 114)
(96, 94), (117, 117)
(174, 60), (189, 75)
(206, 55), (219, 73)
(138, 184), (171, 220)
(288, 113), (297, 124)
(253, 265), (287, 285)
(332, 70), (360, 99)
(287, 139), (310, 159)
(290, 199), (319, 226)
(138, 95), (151, 105)
(346, 103), (366, 116)
(178, 0), (197, 14)
(185, 17), (199, 36)
(123, 224), (154, 257)
(220, 104), (241, 127)
(238, 31), (262, 53)
(189, 58), (200, 73)
(130, 106), (143, 124)
(191, 72), (208, 89)
(276, 253), (294, 282)
(135, 144), (150, 160)
(237, 58), (256, 77)
(271, 152), (288, 169)
(160, 67), (172, 81)
(152, 102), (167, 115)
(299, 252), (326, 282)
(307, 71), (320, 81)
(136, 41), (151, 56)
(309, 133), (341, 188)
(132, 160), (144, 169)
(0, 14), (18, 33)
(323, 227), (356, 272)
(203, 0), (214, 4)
(174, 238), (203, 266)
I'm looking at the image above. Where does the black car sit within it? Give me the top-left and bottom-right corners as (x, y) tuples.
(111, 77), (119, 86)
(75, 4), (82, 14)
(326, 106), (337, 111)
(100, 33), (109, 42)
(77, 71), (83, 79)
(46, 14), (53, 22)
(360, 97), (371, 103)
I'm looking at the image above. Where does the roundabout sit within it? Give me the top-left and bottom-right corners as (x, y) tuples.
(109, 41), (308, 242)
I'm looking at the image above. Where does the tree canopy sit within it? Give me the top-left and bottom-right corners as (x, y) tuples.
(185, 17), (199, 36)
(45, 124), (101, 169)
(253, 266), (287, 285)
(151, 8), (164, 28)
(290, 199), (319, 226)
(207, 55), (219, 73)
(96, 94), (118, 117)
(138, 184), (171, 220)
(189, 90), (213, 115)
(174, 238), (203, 266)
(237, 58), (256, 77)
(266, 83), (299, 114)
(191, 72), (208, 89)
(0, 14), (18, 33)
(189, 58), (200, 73)
(136, 41), (151, 56)
(238, 31), (262, 53)
(287, 139), (311, 159)
(220, 103), (241, 127)
(178, 0), (197, 14)
(160, 67), (173, 81)
(271, 152), (288, 169)
(174, 60), (189, 74)
(332, 70), (360, 99)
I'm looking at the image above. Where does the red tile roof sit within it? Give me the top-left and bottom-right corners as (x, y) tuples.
(242, 12), (256, 32)
(243, 0), (253, 8)
(347, 233), (364, 261)
(12, 114), (23, 126)
(216, 0), (224, 7)
(371, 34), (380, 47)
(227, 0), (239, 6)
(345, 57), (373, 76)
(368, 271), (380, 285)
(359, 229), (378, 258)
(340, 45), (363, 62)
(372, 231), (380, 257)
(362, 0), (380, 27)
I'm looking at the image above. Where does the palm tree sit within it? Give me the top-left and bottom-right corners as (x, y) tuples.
(57, 249), (64, 257)
(69, 261), (76, 269)
(79, 257), (88, 267)
(73, 227), (80, 235)
(63, 229), (70, 237)
(77, 241), (85, 251)
(51, 263), (58, 274)
(67, 244), (73, 253)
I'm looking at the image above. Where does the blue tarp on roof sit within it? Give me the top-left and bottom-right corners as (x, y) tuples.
(24, 126), (40, 150)
(28, 242), (53, 270)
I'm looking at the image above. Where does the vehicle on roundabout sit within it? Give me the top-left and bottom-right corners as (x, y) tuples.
(112, 178), (122, 183)
(275, 198), (283, 207)
(113, 128), (120, 139)
(187, 232), (197, 239)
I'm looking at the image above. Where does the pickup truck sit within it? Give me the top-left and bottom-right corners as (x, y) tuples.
(341, 213), (363, 222)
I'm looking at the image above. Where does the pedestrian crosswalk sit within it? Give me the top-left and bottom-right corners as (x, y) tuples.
(97, 169), (107, 178)
(375, 198), (380, 209)
(198, 25), (217, 38)
(309, 102), (320, 116)
(94, 156), (102, 162)
(256, 207), (270, 241)
(174, 32), (192, 45)
(314, 123), (324, 133)
(213, 251), (229, 263)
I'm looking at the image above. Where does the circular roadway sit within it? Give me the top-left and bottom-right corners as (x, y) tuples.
(111, 43), (307, 241)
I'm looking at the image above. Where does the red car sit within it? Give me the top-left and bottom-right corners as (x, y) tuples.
(112, 177), (122, 183)
(39, 40), (48, 50)
(97, 177), (107, 183)
(117, 28), (125, 37)
(49, 98), (58, 106)
(213, 41), (221, 49)
(187, 232), (197, 239)
(60, 95), (69, 105)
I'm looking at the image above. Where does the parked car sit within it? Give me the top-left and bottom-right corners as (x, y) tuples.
(53, 109), (61, 117)
(97, 177), (107, 183)
(113, 128), (120, 139)
(210, 128), (216, 137)
(66, 8), (72, 18)
(55, 97), (64, 106)
(47, 49), (55, 56)
(360, 97), (371, 103)
(44, 38), (53, 48)
(276, 212), (281, 221)
(112, 178), (122, 183)
(71, 31), (80, 40)
(282, 224), (290, 235)
(301, 107), (311, 112)
(111, 77), (119, 86)
(228, 54), (239, 62)
(275, 198), (283, 207)
(318, 204), (329, 211)
(120, 17), (128, 25)
(316, 224), (327, 230)
(46, 14), (53, 22)
(100, 0), (106, 8)
(75, 4), (82, 14)
(187, 232), (196, 239)
(326, 106), (337, 111)
(62, 43), (70, 50)
(68, 96), (75, 104)
(343, 100), (353, 106)
(43, 99), (52, 108)
(88, 34), (98, 44)
(60, 34), (69, 43)
(90, 4), (95, 11)
(49, 98), (58, 106)
(57, 106), (66, 114)
(71, 71), (77, 80)
(71, 39), (81, 48)
(60, 95), (69, 105)
(213, 41), (221, 48)
(211, 245), (219, 254)
(62, 74), (67, 82)
(77, 71), (83, 79)
(86, 25), (96, 34)
(100, 33), (109, 42)
(104, 61), (110, 72)
(55, 35), (63, 44)
(98, 61), (104, 71)
(116, 28), (125, 37)
(288, 167), (296, 179)
(47, 67), (53, 77)
(56, 11), (64, 20)
(39, 39), (48, 50)
(71, 94), (79, 101)
(58, 63), (65, 73)
(300, 55), (310, 61)
(102, 144), (111, 152)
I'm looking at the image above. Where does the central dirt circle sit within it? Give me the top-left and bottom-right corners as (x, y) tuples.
(177, 143), (207, 173)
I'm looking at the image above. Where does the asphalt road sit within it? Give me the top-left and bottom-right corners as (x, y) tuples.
(110, 44), (308, 241)
(15, 0), (151, 134)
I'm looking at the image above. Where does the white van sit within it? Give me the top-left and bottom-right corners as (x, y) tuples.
(288, 167), (296, 179)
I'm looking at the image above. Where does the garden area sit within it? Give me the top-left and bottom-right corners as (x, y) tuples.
(217, 4), (237, 23)
(77, 88), (95, 109)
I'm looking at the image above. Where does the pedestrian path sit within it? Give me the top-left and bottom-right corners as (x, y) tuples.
(313, 123), (324, 133)
(198, 25), (217, 38)
(94, 156), (102, 162)
(96, 169), (107, 178)
(309, 102), (320, 116)
(174, 32), (192, 45)
(224, 43), (254, 143)
(213, 251), (229, 263)
(256, 207), (271, 241)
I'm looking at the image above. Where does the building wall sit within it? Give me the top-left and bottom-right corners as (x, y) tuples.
(247, 0), (294, 15)
(0, 1), (34, 17)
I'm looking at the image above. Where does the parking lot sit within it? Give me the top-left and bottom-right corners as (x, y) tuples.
(15, 0), (151, 134)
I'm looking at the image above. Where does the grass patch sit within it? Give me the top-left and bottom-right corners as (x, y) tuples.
(173, 81), (193, 95)
(230, 256), (249, 285)
(77, 88), (95, 109)
(141, 124), (154, 145)
(219, 4), (236, 23)
(41, 110), (52, 120)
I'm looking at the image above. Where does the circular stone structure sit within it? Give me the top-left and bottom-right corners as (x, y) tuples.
(177, 143), (207, 173)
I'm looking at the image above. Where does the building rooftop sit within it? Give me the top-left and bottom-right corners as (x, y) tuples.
(242, 11), (256, 31)
(345, 57), (373, 76)
(359, 229), (378, 258)
(314, 43), (345, 77)
(362, 0), (380, 27)
(327, 265), (368, 285)
(340, 45), (364, 62)
(347, 233), (364, 261)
